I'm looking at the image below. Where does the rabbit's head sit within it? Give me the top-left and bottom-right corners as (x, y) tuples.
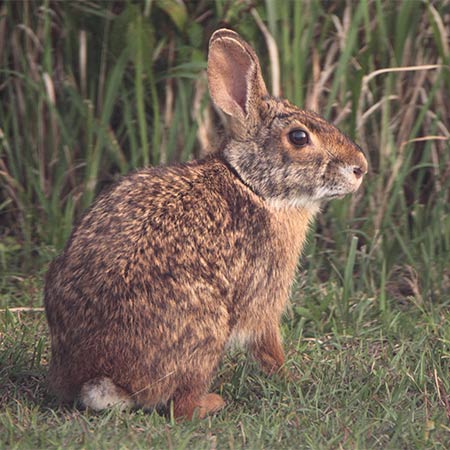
(208, 29), (368, 209)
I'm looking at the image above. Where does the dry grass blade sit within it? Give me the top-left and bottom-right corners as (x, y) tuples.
(363, 64), (443, 85)
(160, 38), (175, 164)
(0, 307), (45, 312)
(79, 30), (87, 98)
(306, 43), (339, 112)
(399, 136), (449, 148)
(396, 69), (429, 147)
(192, 73), (213, 157)
(357, 95), (398, 130)
(428, 4), (449, 59)
(357, 64), (443, 131)
(250, 5), (280, 97)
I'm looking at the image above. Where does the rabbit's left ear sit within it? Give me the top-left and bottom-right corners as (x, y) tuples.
(207, 29), (268, 127)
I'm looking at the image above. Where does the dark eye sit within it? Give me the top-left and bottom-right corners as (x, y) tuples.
(288, 129), (309, 147)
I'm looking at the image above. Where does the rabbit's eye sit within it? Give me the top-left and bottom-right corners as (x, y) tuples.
(288, 129), (309, 147)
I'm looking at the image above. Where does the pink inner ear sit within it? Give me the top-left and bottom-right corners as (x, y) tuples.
(209, 42), (252, 116)
(226, 46), (250, 113)
(230, 77), (247, 113)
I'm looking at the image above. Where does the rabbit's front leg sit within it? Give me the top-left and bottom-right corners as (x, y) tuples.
(250, 325), (285, 375)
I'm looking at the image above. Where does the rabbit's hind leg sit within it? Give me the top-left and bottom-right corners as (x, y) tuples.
(80, 377), (135, 411)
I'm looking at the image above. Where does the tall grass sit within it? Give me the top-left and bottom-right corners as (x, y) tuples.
(0, 0), (449, 302)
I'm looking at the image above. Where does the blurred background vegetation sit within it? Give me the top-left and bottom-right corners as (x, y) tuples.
(0, 0), (449, 314)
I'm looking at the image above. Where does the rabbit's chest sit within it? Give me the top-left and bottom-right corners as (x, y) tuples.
(226, 207), (314, 342)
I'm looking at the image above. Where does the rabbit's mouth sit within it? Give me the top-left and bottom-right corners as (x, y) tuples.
(320, 191), (348, 201)
(314, 181), (354, 200)
(328, 193), (346, 199)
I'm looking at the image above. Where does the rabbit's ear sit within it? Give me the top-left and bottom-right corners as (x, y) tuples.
(208, 29), (268, 127)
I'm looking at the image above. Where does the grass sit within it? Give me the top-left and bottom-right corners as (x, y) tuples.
(1, 258), (449, 449)
(1, 0), (450, 448)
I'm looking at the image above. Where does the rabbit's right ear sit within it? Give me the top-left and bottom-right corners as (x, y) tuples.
(207, 29), (268, 133)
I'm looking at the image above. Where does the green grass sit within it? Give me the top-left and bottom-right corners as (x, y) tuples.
(1, 257), (449, 449)
(1, 0), (449, 448)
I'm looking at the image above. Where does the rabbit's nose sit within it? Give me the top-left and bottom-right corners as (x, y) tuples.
(353, 154), (368, 179)
(353, 166), (365, 179)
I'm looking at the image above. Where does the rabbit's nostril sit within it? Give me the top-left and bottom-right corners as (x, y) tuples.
(353, 166), (364, 179)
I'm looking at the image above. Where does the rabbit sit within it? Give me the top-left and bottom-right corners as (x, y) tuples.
(44, 28), (368, 420)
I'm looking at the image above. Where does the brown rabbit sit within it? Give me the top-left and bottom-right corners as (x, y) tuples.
(44, 29), (367, 419)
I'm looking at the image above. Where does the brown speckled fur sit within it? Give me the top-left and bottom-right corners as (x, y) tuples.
(44, 29), (367, 419)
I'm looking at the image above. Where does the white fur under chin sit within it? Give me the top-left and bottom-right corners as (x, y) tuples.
(80, 377), (134, 411)
(266, 196), (321, 214)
